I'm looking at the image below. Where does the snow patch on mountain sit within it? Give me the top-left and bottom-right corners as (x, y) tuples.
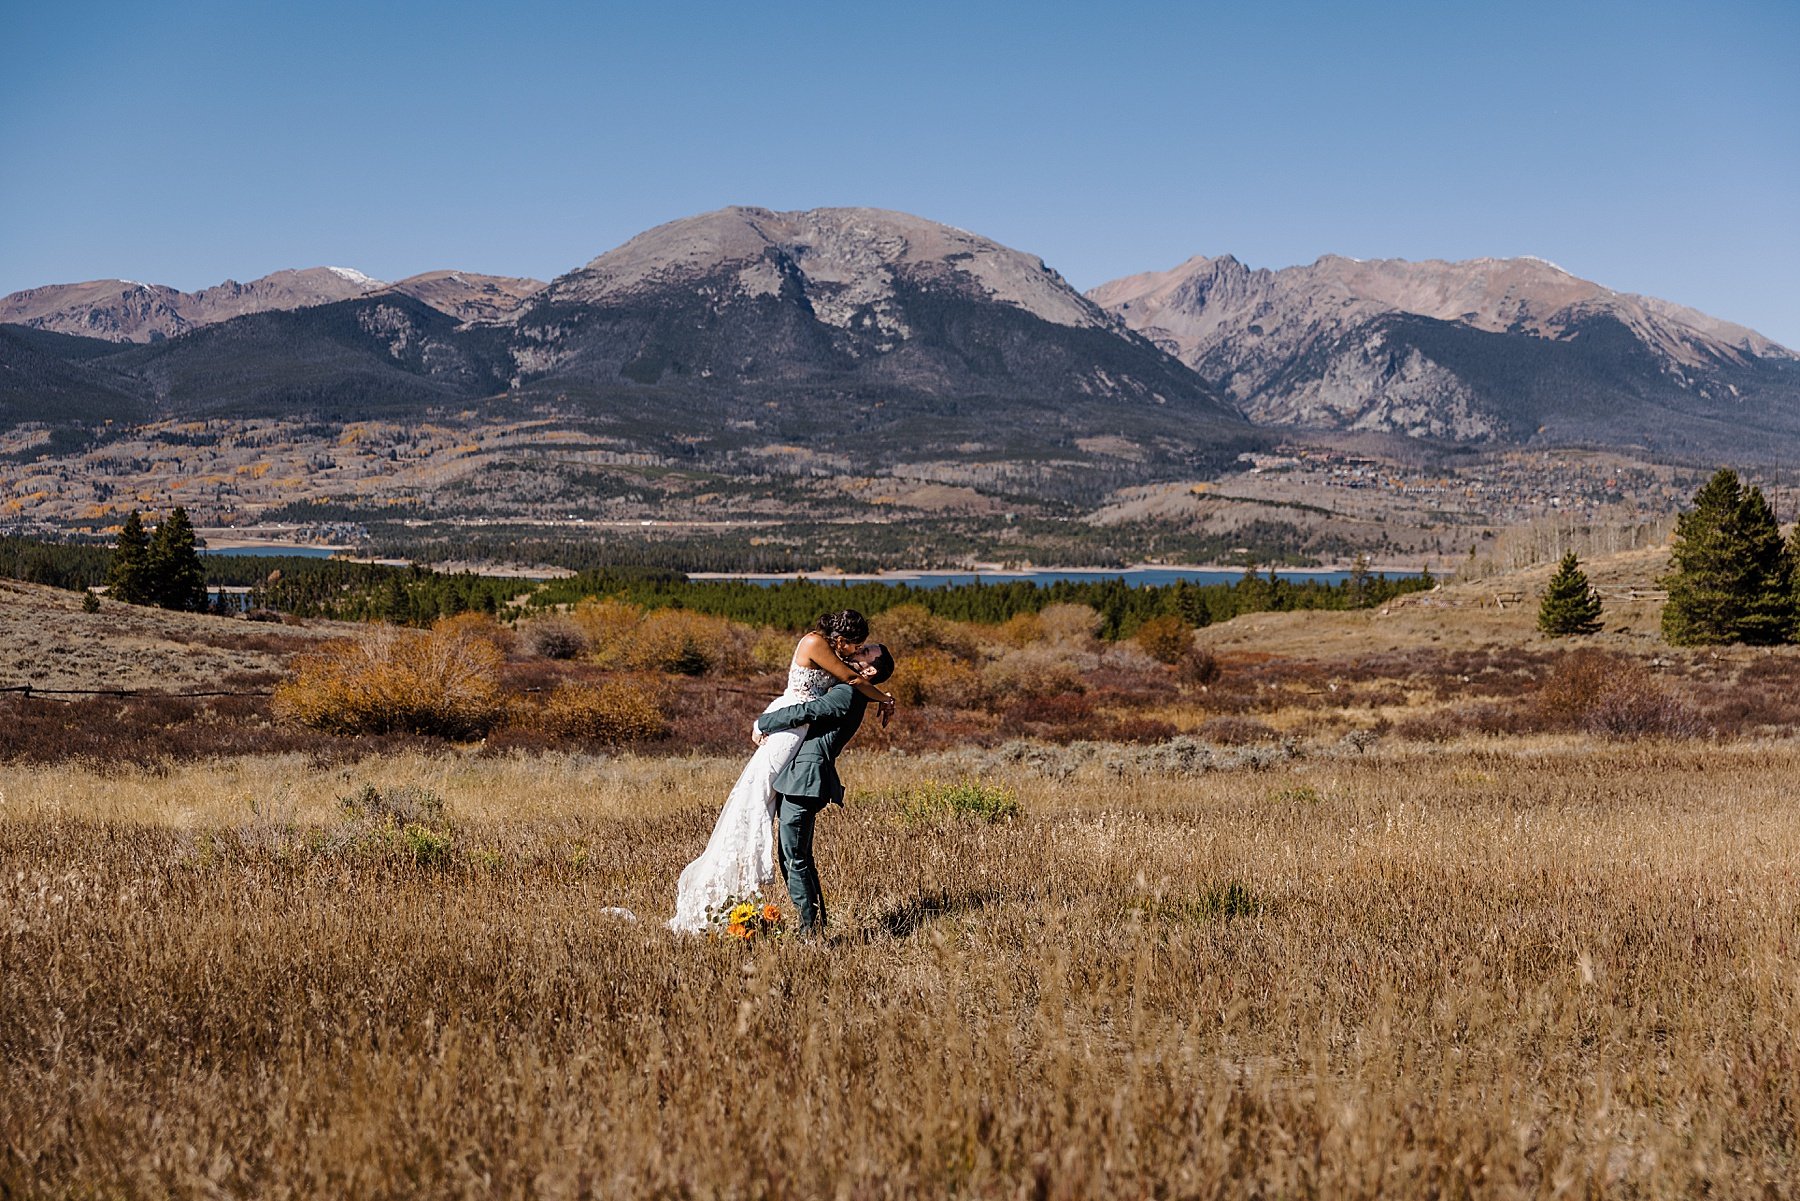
(326, 267), (382, 287)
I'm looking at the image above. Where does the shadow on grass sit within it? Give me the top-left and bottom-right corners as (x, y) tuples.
(868, 887), (1005, 940)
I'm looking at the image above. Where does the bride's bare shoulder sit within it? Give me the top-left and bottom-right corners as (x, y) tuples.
(792, 630), (830, 667)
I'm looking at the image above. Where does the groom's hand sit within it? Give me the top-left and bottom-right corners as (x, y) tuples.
(752, 724), (767, 747)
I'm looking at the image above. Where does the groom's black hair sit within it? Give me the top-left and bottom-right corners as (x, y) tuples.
(860, 643), (895, 685)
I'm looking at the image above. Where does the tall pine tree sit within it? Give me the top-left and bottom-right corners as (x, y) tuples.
(1789, 524), (1800, 642)
(107, 510), (152, 604)
(145, 506), (208, 612)
(1538, 552), (1603, 636)
(1661, 469), (1795, 645)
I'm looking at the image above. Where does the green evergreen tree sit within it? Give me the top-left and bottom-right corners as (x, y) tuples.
(1788, 523), (1800, 642)
(145, 506), (208, 612)
(1661, 469), (1796, 646)
(380, 574), (412, 624)
(1537, 552), (1603, 636)
(1348, 553), (1372, 608)
(107, 510), (152, 605)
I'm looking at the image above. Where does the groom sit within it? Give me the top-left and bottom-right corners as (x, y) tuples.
(754, 642), (896, 936)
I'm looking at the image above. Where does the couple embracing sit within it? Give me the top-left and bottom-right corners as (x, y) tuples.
(669, 610), (897, 937)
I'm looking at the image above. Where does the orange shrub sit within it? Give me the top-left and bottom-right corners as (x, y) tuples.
(627, 609), (740, 675)
(981, 646), (1087, 701)
(1535, 649), (1617, 724)
(1037, 603), (1101, 647)
(274, 624), (506, 738)
(887, 649), (986, 708)
(1133, 615), (1193, 665)
(526, 678), (667, 744)
(569, 600), (645, 668)
(994, 612), (1045, 648)
(434, 611), (517, 659)
(874, 604), (982, 659)
(750, 628), (797, 673)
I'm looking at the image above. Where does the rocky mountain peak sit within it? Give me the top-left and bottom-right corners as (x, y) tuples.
(549, 205), (1113, 334)
(1088, 250), (1799, 447)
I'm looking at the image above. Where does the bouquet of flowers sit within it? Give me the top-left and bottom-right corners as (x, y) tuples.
(708, 895), (785, 941)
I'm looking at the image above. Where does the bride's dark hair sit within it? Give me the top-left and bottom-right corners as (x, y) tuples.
(814, 608), (869, 647)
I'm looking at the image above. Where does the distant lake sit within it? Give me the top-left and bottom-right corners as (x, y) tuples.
(201, 544), (343, 558)
(699, 568), (1413, 590)
(193, 552), (1417, 588)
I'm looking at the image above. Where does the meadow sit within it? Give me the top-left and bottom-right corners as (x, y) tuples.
(4, 742), (1799, 1199)
(5, 549), (1800, 1198)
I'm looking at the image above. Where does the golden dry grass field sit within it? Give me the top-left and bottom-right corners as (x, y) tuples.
(4, 742), (1799, 1199)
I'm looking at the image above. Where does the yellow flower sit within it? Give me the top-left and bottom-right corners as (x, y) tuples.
(728, 903), (754, 924)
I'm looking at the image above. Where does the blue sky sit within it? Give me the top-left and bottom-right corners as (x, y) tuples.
(4, 0), (1796, 345)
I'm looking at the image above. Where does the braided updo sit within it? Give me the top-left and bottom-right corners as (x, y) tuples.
(814, 608), (870, 652)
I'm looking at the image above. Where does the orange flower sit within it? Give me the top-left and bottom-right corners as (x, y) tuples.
(727, 922), (752, 940)
(761, 904), (782, 924)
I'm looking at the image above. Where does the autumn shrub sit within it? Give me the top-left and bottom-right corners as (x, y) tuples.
(627, 609), (739, 675)
(750, 628), (797, 673)
(1532, 649), (1701, 739)
(1100, 715), (1181, 744)
(521, 617), (588, 660)
(273, 624), (506, 738)
(1397, 703), (1534, 742)
(982, 646), (1087, 700)
(1533, 649), (1618, 725)
(874, 604), (982, 659)
(523, 679), (667, 744)
(1175, 645), (1222, 687)
(993, 612), (1044, 648)
(888, 649), (986, 708)
(1037, 603), (1101, 646)
(570, 599), (645, 668)
(1002, 691), (1093, 725)
(1582, 672), (1703, 740)
(434, 612), (516, 659)
(1133, 615), (1193, 665)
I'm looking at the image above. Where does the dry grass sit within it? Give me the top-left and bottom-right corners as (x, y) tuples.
(4, 742), (1799, 1198)
(0, 579), (343, 693)
(1195, 545), (1679, 662)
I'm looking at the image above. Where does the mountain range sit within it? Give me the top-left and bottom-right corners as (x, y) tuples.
(0, 267), (545, 343)
(1091, 254), (1799, 447)
(3, 206), (1796, 464)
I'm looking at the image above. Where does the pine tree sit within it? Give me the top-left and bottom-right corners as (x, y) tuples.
(107, 510), (152, 605)
(1789, 524), (1800, 642)
(145, 506), (208, 612)
(1538, 552), (1603, 636)
(1661, 469), (1796, 646)
(1348, 553), (1372, 608)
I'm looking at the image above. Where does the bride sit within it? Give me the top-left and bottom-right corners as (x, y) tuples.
(668, 609), (894, 933)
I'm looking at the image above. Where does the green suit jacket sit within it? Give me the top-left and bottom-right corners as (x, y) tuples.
(755, 682), (869, 805)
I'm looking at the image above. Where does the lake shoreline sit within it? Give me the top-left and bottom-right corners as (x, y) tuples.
(685, 561), (1428, 584)
(197, 544), (1429, 585)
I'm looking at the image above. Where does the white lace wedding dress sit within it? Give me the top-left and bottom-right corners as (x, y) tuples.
(668, 661), (837, 933)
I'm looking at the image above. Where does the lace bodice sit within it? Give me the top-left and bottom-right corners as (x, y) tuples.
(785, 662), (838, 701)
